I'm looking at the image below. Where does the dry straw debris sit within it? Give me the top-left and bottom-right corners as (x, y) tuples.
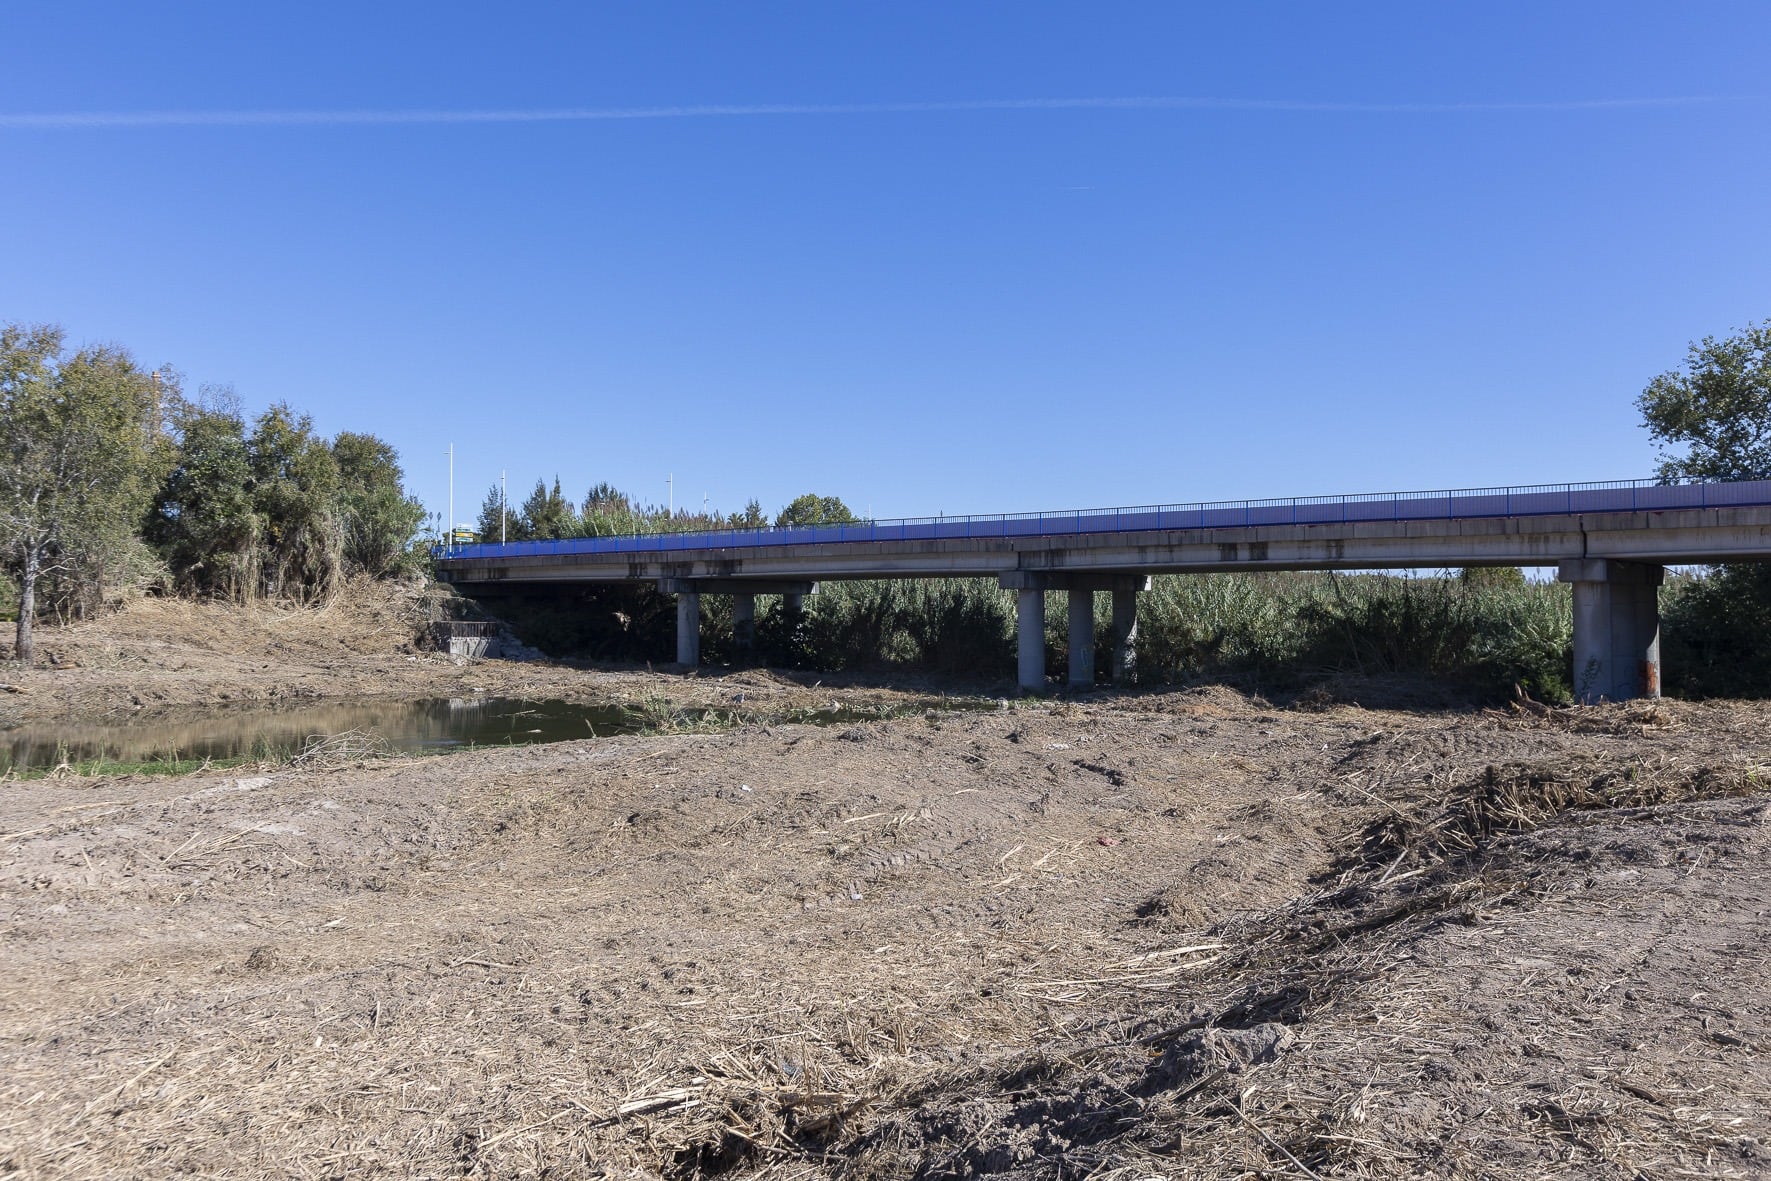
(2, 686), (1768, 1179)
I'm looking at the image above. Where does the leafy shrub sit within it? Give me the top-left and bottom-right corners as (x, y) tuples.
(1661, 565), (1771, 698)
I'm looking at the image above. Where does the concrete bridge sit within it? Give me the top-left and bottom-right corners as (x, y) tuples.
(434, 478), (1771, 701)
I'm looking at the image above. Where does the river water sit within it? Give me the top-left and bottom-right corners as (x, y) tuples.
(3, 690), (1003, 773)
(1, 697), (648, 772)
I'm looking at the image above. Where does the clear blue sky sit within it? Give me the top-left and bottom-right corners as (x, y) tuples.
(3, 3), (1768, 527)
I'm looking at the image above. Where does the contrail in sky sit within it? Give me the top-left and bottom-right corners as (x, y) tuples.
(0, 94), (1756, 129)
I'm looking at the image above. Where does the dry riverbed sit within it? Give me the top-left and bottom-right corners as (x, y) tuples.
(2, 591), (1769, 1179)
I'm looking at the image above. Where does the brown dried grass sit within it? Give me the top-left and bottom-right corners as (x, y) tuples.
(5, 699), (1768, 1180)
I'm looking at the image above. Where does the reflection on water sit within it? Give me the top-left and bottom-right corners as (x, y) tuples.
(1, 697), (643, 772)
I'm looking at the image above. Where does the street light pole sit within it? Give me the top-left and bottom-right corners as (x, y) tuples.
(500, 470), (506, 544)
(447, 444), (454, 554)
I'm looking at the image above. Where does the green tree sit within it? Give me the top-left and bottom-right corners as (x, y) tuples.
(520, 477), (574, 539)
(577, 482), (636, 537)
(249, 404), (342, 601)
(775, 493), (858, 528)
(332, 431), (425, 577)
(1662, 566), (1771, 698)
(1637, 321), (1771, 482)
(581, 482), (628, 515)
(732, 498), (766, 529)
(0, 324), (163, 663)
(475, 482), (511, 542)
(1637, 321), (1771, 697)
(147, 387), (259, 598)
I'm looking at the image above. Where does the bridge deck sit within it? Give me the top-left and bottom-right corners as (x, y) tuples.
(435, 479), (1771, 585)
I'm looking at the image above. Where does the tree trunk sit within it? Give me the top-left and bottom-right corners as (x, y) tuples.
(15, 545), (38, 666)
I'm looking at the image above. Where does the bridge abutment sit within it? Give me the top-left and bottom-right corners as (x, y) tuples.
(1557, 559), (1662, 703)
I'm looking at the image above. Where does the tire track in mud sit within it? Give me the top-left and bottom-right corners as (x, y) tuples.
(799, 734), (1222, 927)
(796, 799), (998, 915)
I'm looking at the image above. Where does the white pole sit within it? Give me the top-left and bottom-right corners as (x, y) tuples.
(447, 444), (454, 554)
(668, 473), (674, 516)
(500, 470), (506, 544)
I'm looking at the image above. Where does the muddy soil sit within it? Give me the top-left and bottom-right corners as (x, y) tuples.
(1, 593), (1768, 1179)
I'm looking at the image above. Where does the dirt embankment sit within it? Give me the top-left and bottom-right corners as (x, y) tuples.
(1, 592), (1768, 1178)
(0, 583), (944, 730)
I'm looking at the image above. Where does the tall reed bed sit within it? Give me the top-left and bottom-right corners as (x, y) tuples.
(747, 571), (1572, 701)
(490, 571), (1575, 701)
(746, 578), (1017, 674)
(1135, 572), (1571, 700)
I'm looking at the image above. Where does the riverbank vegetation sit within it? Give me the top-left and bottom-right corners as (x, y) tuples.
(7, 318), (1771, 701)
(481, 570), (1574, 701)
(2, 323), (425, 662)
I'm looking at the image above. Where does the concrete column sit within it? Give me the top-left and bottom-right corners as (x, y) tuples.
(783, 592), (804, 620)
(1017, 588), (1046, 693)
(1111, 588), (1139, 685)
(1067, 590), (1095, 687)
(732, 592), (756, 656)
(1631, 581), (1662, 699)
(1569, 578), (1608, 701)
(1558, 559), (1661, 702)
(675, 591), (700, 667)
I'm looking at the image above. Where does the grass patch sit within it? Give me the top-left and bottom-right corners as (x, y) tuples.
(615, 693), (741, 736)
(1, 749), (273, 782)
(0, 730), (390, 781)
(617, 692), (999, 736)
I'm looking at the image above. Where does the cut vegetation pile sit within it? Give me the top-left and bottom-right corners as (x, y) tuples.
(3, 684), (1767, 1179)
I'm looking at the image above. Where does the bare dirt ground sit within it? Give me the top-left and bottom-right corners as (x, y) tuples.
(2, 591), (1769, 1179)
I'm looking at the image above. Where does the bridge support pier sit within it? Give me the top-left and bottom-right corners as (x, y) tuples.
(675, 590), (700, 667)
(1067, 591), (1095, 687)
(1002, 573), (1149, 694)
(1111, 588), (1139, 685)
(1557, 559), (1662, 703)
(733, 592), (756, 657)
(660, 578), (815, 671)
(1016, 589), (1046, 693)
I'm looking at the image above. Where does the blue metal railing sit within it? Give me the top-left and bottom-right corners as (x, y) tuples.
(433, 476), (1771, 562)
